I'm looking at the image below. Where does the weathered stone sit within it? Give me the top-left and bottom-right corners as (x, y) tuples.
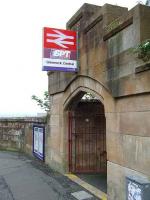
(46, 3), (150, 200)
(116, 93), (150, 112)
(123, 135), (150, 176)
(120, 111), (150, 136)
(0, 117), (46, 155)
(107, 161), (150, 200)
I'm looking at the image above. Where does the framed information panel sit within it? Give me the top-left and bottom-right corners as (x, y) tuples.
(33, 125), (45, 161)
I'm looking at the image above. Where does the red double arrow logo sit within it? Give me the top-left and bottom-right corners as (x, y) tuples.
(44, 27), (77, 50)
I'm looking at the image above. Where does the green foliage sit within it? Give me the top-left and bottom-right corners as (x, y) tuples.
(132, 39), (150, 62)
(32, 91), (50, 112)
(146, 0), (150, 5)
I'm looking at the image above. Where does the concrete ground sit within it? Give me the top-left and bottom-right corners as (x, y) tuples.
(0, 151), (100, 200)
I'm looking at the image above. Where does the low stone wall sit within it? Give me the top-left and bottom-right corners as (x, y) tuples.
(0, 117), (46, 155)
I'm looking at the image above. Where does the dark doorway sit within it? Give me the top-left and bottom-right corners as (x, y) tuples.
(68, 100), (106, 174)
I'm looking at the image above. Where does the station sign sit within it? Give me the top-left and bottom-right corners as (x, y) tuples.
(33, 125), (45, 161)
(42, 27), (77, 72)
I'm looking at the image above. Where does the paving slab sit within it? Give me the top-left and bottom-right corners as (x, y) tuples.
(71, 190), (93, 200)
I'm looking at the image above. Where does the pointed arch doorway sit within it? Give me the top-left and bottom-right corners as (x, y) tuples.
(68, 92), (107, 173)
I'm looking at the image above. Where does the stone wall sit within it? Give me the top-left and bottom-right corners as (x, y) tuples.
(49, 4), (150, 98)
(107, 93), (150, 199)
(0, 117), (46, 156)
(47, 3), (150, 200)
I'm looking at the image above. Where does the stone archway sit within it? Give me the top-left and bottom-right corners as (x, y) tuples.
(62, 76), (114, 174)
(67, 92), (106, 173)
(46, 76), (115, 176)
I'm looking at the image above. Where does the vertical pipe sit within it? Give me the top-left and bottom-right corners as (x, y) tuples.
(84, 120), (86, 172)
(89, 117), (90, 172)
(82, 117), (83, 172)
(70, 112), (73, 172)
(75, 114), (77, 172)
(74, 115), (77, 172)
(68, 111), (71, 172)
(77, 117), (80, 172)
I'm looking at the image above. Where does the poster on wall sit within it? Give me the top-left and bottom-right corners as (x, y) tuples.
(33, 125), (45, 161)
(127, 180), (142, 200)
(42, 27), (77, 72)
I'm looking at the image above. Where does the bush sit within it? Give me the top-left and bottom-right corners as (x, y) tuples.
(133, 39), (150, 62)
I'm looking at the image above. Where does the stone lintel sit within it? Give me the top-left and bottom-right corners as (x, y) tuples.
(135, 62), (150, 73)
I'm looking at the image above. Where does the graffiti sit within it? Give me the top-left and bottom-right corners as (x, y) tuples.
(128, 181), (142, 200)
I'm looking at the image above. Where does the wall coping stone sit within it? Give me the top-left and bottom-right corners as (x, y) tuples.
(135, 62), (150, 73)
(0, 117), (46, 124)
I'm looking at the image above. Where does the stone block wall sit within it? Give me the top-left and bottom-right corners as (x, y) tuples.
(47, 3), (150, 200)
(49, 4), (150, 97)
(45, 93), (67, 173)
(0, 117), (46, 156)
(107, 93), (150, 199)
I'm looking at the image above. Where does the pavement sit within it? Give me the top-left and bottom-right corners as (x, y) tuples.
(0, 151), (101, 200)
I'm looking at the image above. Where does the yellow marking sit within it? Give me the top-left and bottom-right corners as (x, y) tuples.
(66, 174), (77, 179)
(102, 196), (107, 200)
(65, 173), (107, 200)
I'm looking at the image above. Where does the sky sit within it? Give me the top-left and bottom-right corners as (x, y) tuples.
(0, 0), (146, 117)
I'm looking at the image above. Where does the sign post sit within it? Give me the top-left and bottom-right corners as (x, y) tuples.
(43, 27), (77, 72)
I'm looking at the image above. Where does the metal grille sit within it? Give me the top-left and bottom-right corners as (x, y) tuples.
(68, 102), (107, 173)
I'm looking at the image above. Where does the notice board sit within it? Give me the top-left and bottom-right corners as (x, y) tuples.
(33, 125), (45, 161)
